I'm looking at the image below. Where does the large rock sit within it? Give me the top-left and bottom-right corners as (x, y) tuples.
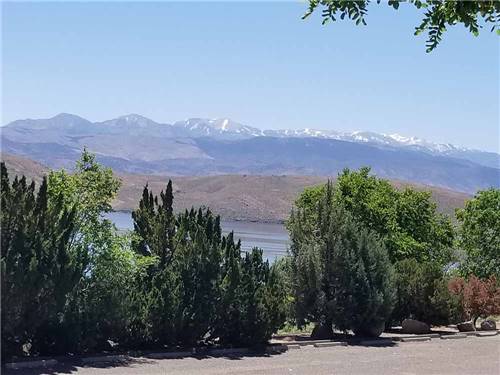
(401, 319), (431, 334)
(311, 324), (334, 340)
(457, 321), (476, 332)
(480, 319), (497, 331)
(354, 321), (386, 337)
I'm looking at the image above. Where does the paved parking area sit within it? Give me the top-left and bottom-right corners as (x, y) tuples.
(5, 335), (500, 375)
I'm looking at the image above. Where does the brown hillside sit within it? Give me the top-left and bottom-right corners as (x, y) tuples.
(1, 153), (471, 222)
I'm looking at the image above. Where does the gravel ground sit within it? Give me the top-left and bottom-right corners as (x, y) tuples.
(5, 335), (499, 375)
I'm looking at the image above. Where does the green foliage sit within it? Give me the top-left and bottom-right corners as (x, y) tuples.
(132, 181), (175, 266)
(2, 153), (287, 358)
(391, 259), (456, 325)
(287, 168), (464, 332)
(336, 167), (454, 264)
(271, 255), (295, 324)
(65, 232), (157, 352)
(216, 246), (287, 346)
(303, 0), (500, 52)
(1, 163), (85, 357)
(289, 181), (395, 336)
(48, 148), (121, 260)
(48, 148), (120, 224)
(456, 188), (500, 279)
(173, 208), (224, 345)
(131, 184), (287, 347)
(290, 168), (455, 265)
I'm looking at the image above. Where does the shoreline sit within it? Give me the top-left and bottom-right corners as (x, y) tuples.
(110, 209), (287, 225)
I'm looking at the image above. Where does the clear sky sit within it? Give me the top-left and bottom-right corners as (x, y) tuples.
(2, 1), (499, 152)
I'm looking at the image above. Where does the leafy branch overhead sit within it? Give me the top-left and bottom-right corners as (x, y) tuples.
(304, 0), (500, 52)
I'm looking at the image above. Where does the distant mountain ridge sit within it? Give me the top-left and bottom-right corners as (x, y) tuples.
(1, 113), (499, 194)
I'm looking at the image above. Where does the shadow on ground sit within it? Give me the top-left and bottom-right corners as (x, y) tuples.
(385, 327), (453, 335)
(3, 349), (287, 375)
(276, 332), (397, 347)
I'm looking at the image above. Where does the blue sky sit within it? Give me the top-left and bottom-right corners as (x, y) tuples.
(2, 1), (499, 152)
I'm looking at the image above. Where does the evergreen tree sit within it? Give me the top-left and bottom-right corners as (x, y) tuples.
(1, 163), (85, 357)
(215, 245), (287, 346)
(289, 181), (395, 337)
(173, 208), (222, 345)
(132, 181), (175, 267)
(133, 182), (287, 347)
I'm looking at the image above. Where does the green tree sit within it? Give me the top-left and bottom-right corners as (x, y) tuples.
(132, 181), (175, 266)
(335, 167), (454, 264)
(303, 0), (500, 52)
(456, 188), (500, 279)
(288, 169), (456, 329)
(1, 163), (85, 357)
(48, 148), (121, 259)
(289, 181), (394, 337)
(131, 183), (182, 345)
(45, 150), (124, 352)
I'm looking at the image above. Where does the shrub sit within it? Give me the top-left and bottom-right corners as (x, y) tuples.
(391, 259), (455, 326)
(215, 246), (287, 346)
(64, 231), (157, 352)
(132, 184), (287, 347)
(448, 275), (500, 327)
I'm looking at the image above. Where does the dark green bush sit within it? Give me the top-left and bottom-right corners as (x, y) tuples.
(289, 181), (395, 337)
(1, 163), (86, 357)
(215, 245), (287, 346)
(1, 155), (287, 360)
(131, 185), (287, 348)
(391, 259), (454, 326)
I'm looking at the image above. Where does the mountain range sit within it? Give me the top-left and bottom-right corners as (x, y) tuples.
(1, 113), (499, 194)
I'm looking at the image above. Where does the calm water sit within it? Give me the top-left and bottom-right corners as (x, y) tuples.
(106, 211), (290, 261)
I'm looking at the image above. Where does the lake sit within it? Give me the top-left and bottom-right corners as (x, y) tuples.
(106, 211), (290, 261)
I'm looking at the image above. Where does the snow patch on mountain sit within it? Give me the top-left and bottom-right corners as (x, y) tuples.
(4, 113), (497, 169)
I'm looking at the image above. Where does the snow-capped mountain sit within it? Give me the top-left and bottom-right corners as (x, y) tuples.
(265, 129), (498, 168)
(258, 128), (464, 154)
(172, 119), (497, 167)
(98, 114), (161, 129)
(173, 118), (263, 139)
(2, 113), (499, 193)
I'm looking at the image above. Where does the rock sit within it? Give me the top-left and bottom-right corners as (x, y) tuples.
(480, 319), (497, 331)
(311, 323), (334, 340)
(457, 321), (476, 332)
(354, 321), (385, 337)
(401, 319), (431, 334)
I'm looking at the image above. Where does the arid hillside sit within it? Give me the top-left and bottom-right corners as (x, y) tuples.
(1, 153), (471, 222)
